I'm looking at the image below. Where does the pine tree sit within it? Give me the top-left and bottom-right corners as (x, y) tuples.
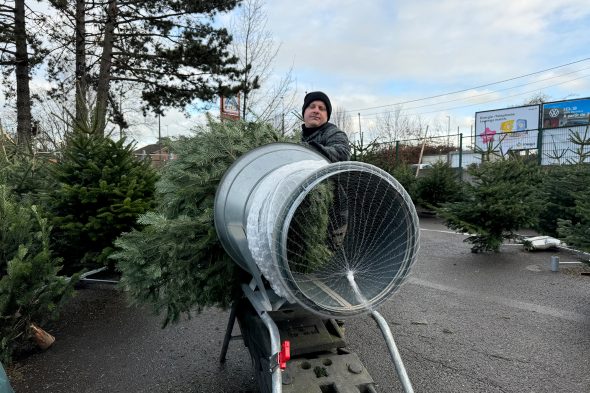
(113, 118), (291, 326)
(440, 158), (541, 253)
(46, 0), (242, 134)
(391, 164), (418, 202)
(47, 128), (157, 272)
(0, 0), (47, 146)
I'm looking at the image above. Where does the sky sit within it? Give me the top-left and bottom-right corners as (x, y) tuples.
(2, 0), (590, 147)
(257, 0), (590, 140)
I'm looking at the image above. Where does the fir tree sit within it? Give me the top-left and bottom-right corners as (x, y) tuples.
(113, 118), (291, 326)
(440, 158), (541, 253)
(416, 161), (463, 209)
(391, 164), (417, 202)
(0, 186), (76, 363)
(0, 140), (55, 206)
(556, 164), (590, 255)
(288, 181), (335, 274)
(47, 128), (157, 272)
(537, 164), (590, 237)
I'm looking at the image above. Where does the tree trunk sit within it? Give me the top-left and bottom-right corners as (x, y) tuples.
(14, 0), (32, 148)
(94, 0), (117, 135)
(75, 0), (88, 125)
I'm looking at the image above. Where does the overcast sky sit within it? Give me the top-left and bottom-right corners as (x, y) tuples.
(163, 0), (590, 145)
(3, 0), (590, 146)
(262, 0), (590, 135)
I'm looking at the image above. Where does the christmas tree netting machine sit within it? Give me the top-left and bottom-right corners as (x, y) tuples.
(214, 142), (420, 318)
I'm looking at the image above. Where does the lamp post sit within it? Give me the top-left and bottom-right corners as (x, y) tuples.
(358, 113), (364, 157)
(446, 115), (450, 147)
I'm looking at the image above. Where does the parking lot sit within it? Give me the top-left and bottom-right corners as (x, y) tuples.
(9, 216), (590, 392)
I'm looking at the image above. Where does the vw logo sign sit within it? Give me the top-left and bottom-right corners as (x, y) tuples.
(548, 108), (560, 118)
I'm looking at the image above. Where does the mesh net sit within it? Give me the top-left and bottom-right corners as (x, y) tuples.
(272, 163), (420, 318)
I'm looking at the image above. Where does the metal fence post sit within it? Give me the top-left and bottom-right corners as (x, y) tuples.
(537, 128), (543, 165)
(459, 133), (463, 180)
(395, 140), (400, 165)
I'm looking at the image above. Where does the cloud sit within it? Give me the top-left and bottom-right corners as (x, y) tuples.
(266, 0), (590, 85)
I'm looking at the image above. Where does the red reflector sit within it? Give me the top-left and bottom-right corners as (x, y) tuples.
(279, 340), (291, 370)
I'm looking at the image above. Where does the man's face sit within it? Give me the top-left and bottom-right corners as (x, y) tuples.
(303, 100), (328, 128)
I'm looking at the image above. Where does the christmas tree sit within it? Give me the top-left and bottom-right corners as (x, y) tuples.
(113, 118), (293, 325)
(556, 164), (590, 255)
(0, 186), (76, 363)
(47, 127), (157, 272)
(441, 158), (541, 253)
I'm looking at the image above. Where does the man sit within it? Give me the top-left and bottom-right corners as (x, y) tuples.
(300, 91), (350, 253)
(300, 91), (351, 162)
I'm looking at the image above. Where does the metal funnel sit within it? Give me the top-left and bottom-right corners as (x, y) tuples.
(214, 143), (419, 318)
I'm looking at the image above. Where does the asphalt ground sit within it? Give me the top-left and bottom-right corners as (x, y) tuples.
(7, 216), (590, 393)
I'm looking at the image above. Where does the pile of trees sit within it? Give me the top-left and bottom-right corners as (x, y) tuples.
(0, 0), (303, 361)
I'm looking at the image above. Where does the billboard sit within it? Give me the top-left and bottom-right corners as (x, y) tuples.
(475, 105), (540, 152)
(542, 98), (590, 129)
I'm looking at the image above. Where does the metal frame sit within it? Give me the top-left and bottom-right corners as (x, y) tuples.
(219, 281), (415, 393)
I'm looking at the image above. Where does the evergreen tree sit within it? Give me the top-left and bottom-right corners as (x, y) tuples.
(536, 164), (590, 237)
(416, 161), (463, 209)
(391, 164), (418, 202)
(0, 139), (55, 206)
(47, 128), (157, 272)
(46, 0), (242, 134)
(0, 186), (76, 363)
(556, 164), (590, 254)
(440, 158), (541, 253)
(537, 126), (590, 237)
(0, 0), (47, 146)
(113, 118), (290, 326)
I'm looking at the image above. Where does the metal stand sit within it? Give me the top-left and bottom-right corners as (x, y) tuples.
(219, 283), (415, 393)
(372, 311), (415, 393)
(219, 302), (239, 364)
(219, 279), (283, 393)
(242, 283), (283, 393)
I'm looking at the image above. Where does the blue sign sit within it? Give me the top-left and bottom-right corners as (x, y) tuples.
(542, 98), (590, 128)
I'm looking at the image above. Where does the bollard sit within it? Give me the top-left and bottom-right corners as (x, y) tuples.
(550, 256), (559, 272)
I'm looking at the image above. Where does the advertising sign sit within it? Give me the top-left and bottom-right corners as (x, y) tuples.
(542, 98), (590, 128)
(220, 94), (240, 120)
(475, 105), (540, 152)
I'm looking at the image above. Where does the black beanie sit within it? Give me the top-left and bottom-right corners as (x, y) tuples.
(302, 91), (332, 121)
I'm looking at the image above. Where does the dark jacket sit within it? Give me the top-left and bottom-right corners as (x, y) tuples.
(301, 122), (350, 162)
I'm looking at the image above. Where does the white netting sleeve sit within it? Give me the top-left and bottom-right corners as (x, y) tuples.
(246, 160), (329, 300)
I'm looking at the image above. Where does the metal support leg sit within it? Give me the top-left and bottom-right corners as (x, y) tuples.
(371, 310), (414, 393)
(219, 302), (238, 363)
(260, 311), (283, 393)
(242, 284), (283, 393)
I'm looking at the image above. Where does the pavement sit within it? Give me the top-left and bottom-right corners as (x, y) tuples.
(7, 216), (590, 393)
